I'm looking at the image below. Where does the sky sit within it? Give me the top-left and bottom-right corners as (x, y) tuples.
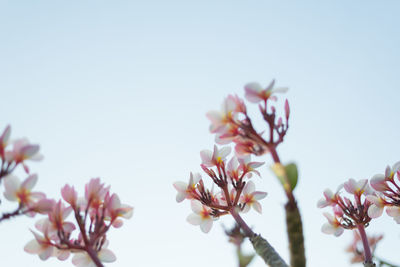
(0, 0), (400, 266)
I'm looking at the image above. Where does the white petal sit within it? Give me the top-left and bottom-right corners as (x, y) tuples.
(386, 206), (400, 218)
(190, 200), (203, 214)
(186, 213), (202, 225)
(252, 201), (262, 213)
(200, 150), (213, 166)
(24, 239), (42, 254)
(200, 219), (213, 233)
(72, 252), (92, 267)
(3, 175), (20, 201)
(368, 204), (384, 218)
(98, 249), (116, 263)
(22, 174), (38, 190)
(253, 191), (267, 200)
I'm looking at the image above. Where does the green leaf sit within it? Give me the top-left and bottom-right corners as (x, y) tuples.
(284, 163), (298, 191)
(271, 162), (298, 191)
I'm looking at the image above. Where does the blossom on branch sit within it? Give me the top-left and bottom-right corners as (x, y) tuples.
(25, 178), (133, 266)
(175, 145), (266, 233)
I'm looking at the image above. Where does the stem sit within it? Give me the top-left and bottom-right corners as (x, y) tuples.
(230, 208), (288, 267)
(285, 201), (305, 267)
(357, 224), (374, 266)
(74, 210), (104, 267)
(269, 147), (305, 267)
(0, 207), (22, 222)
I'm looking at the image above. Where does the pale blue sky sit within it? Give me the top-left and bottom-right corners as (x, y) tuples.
(0, 1), (399, 266)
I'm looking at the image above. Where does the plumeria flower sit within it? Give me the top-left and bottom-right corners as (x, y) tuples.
(187, 200), (216, 233)
(317, 186), (342, 208)
(206, 95), (239, 134)
(318, 178), (374, 235)
(173, 172), (201, 202)
(61, 184), (78, 207)
(244, 80), (288, 103)
(344, 178), (373, 197)
(24, 221), (68, 261)
(368, 161), (400, 223)
(366, 194), (386, 219)
(321, 210), (344, 237)
(3, 174), (46, 207)
(105, 193), (134, 228)
(200, 145), (231, 167)
(238, 156), (264, 178)
(85, 178), (110, 208)
(239, 181), (267, 213)
(72, 248), (116, 267)
(4, 138), (43, 173)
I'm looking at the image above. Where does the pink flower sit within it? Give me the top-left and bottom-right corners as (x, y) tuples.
(200, 145), (231, 167)
(239, 181), (267, 213)
(206, 96), (238, 134)
(173, 172), (201, 202)
(343, 178), (372, 196)
(3, 174), (45, 206)
(366, 195), (386, 218)
(244, 80), (288, 103)
(186, 200), (216, 233)
(4, 138), (43, 173)
(321, 212), (344, 237)
(61, 184), (78, 207)
(238, 156), (264, 178)
(105, 193), (133, 227)
(85, 178), (110, 207)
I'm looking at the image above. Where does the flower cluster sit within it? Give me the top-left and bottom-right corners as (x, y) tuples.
(206, 81), (289, 157)
(317, 178), (374, 236)
(367, 162), (400, 223)
(25, 178), (133, 267)
(174, 145), (266, 233)
(345, 230), (383, 264)
(0, 125), (47, 222)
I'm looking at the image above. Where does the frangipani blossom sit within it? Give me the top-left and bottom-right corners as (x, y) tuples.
(3, 174), (45, 206)
(244, 80), (288, 103)
(200, 145), (231, 167)
(238, 156), (264, 178)
(187, 200), (216, 233)
(4, 138), (43, 173)
(206, 96), (238, 134)
(321, 212), (344, 237)
(318, 178), (373, 234)
(61, 184), (78, 207)
(105, 193), (134, 228)
(343, 178), (372, 196)
(85, 178), (110, 208)
(367, 161), (400, 223)
(173, 172), (201, 202)
(239, 181), (267, 213)
(366, 195), (386, 218)
(72, 248), (116, 267)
